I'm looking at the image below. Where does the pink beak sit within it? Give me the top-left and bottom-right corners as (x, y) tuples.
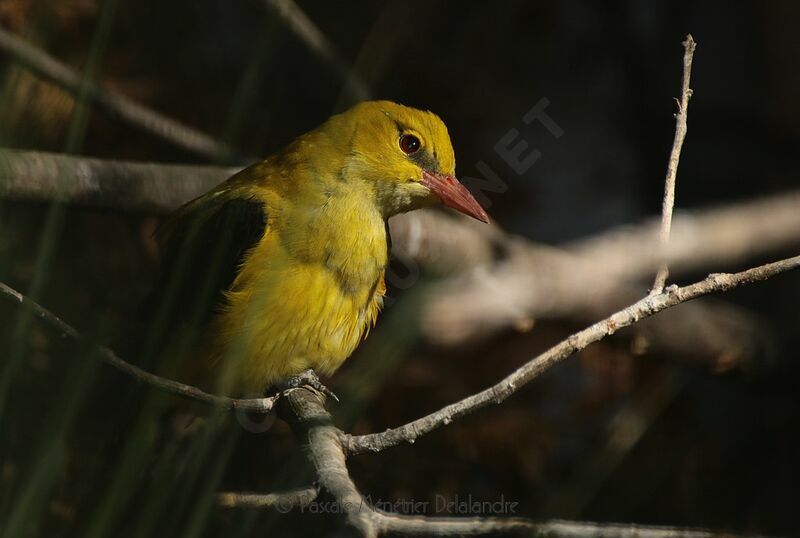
(420, 170), (490, 223)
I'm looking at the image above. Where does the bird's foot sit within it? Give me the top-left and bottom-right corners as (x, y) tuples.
(272, 369), (339, 403)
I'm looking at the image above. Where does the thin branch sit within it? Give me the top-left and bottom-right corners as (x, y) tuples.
(344, 255), (800, 455)
(373, 514), (754, 537)
(217, 485), (319, 510)
(261, 0), (370, 103)
(372, 510), (538, 536)
(529, 520), (755, 538)
(0, 280), (277, 413)
(651, 34), (697, 293)
(0, 28), (239, 161)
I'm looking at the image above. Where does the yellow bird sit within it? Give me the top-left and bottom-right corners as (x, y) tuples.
(152, 101), (488, 397)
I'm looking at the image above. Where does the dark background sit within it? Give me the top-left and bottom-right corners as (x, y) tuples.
(1, 1), (799, 536)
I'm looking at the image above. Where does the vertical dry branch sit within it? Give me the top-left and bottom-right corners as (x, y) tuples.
(651, 34), (697, 294)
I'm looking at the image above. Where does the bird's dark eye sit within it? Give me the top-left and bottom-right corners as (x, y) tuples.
(399, 134), (421, 155)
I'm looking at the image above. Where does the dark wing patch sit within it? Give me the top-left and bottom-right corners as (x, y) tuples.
(141, 197), (267, 360)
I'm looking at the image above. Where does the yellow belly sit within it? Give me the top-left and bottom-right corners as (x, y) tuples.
(206, 229), (385, 395)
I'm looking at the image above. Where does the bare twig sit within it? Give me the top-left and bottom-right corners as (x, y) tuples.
(374, 516), (755, 537)
(260, 0), (370, 103)
(528, 520), (753, 538)
(651, 34), (697, 293)
(371, 510), (538, 536)
(217, 485), (319, 510)
(0, 28), (239, 160)
(0, 281), (277, 413)
(344, 255), (800, 455)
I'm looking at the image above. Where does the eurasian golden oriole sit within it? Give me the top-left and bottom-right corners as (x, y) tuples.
(152, 100), (488, 397)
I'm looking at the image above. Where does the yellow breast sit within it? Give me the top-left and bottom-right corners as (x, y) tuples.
(207, 184), (388, 395)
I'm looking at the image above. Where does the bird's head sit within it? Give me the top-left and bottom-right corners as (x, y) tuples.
(328, 100), (489, 223)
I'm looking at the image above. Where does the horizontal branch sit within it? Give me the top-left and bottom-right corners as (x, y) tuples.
(217, 485), (319, 510)
(2, 149), (797, 278)
(0, 281), (277, 413)
(0, 28), (238, 160)
(373, 514), (749, 537)
(372, 510), (538, 536)
(531, 520), (743, 538)
(0, 149), (237, 213)
(343, 255), (800, 455)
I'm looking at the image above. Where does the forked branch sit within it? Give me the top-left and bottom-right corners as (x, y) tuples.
(344, 255), (800, 455)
